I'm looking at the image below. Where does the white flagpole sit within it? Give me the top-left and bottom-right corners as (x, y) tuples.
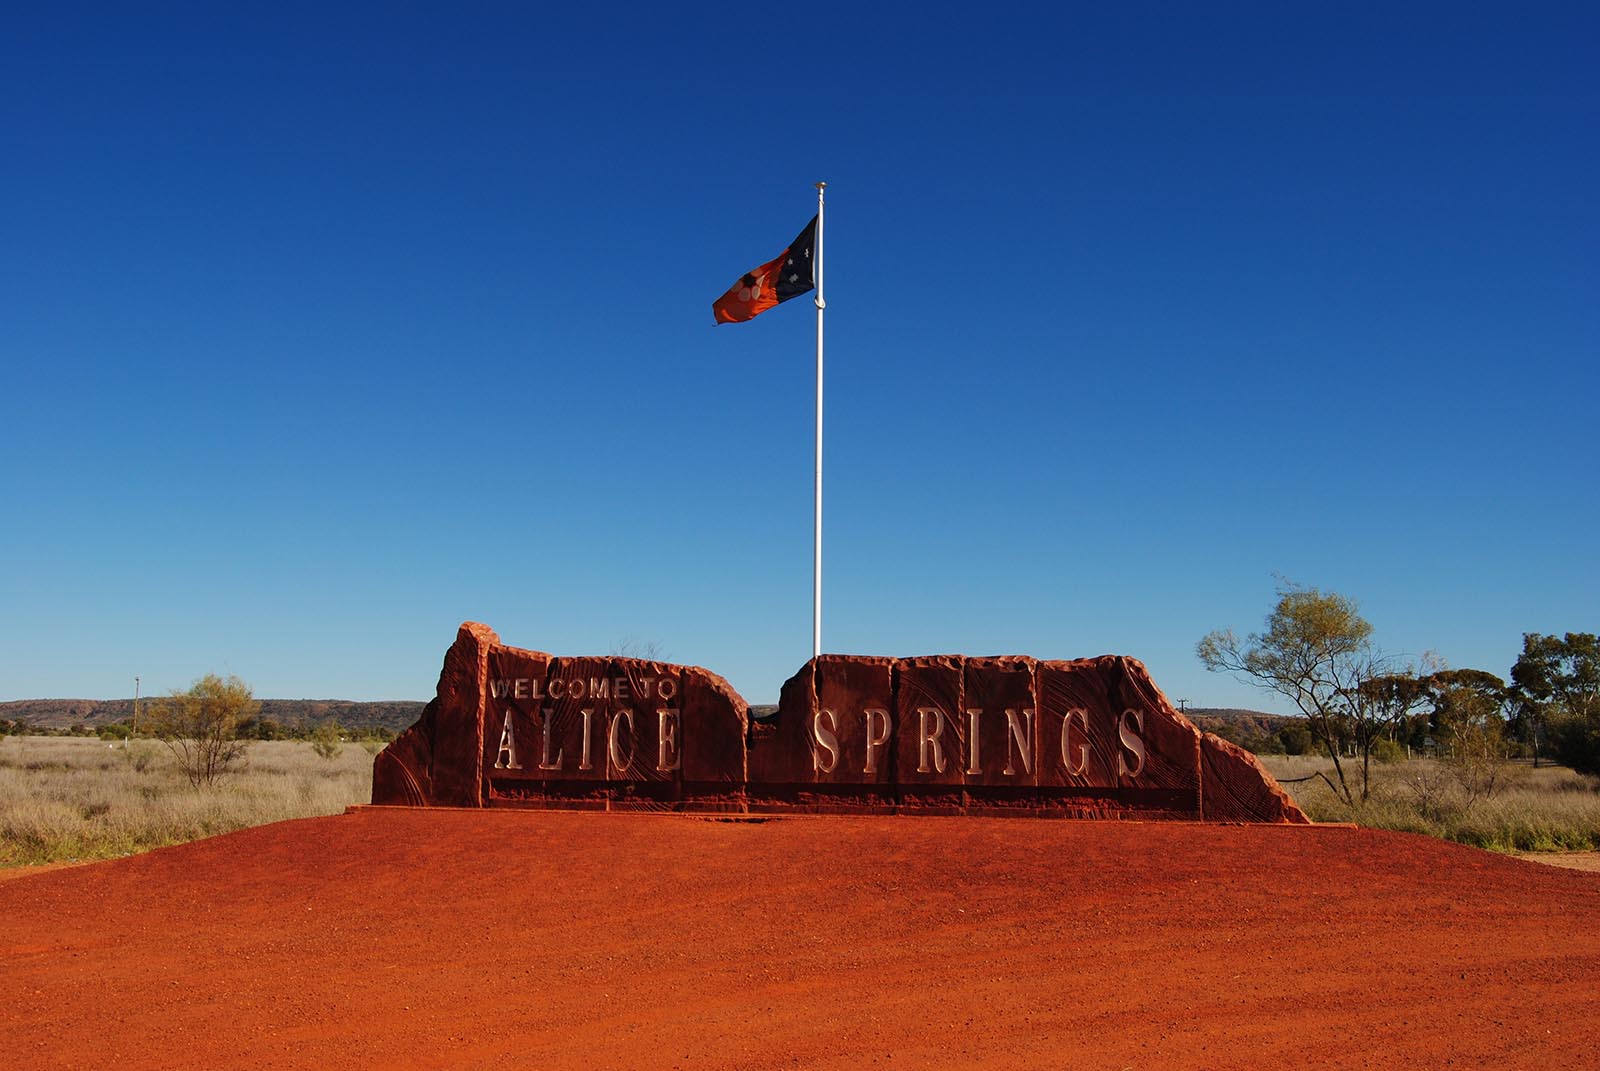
(813, 181), (826, 660)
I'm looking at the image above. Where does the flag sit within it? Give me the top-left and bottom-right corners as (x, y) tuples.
(712, 216), (817, 324)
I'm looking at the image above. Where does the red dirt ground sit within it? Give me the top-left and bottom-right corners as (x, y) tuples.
(3, 809), (1597, 1070)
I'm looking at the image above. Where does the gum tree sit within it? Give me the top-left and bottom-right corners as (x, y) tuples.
(1511, 632), (1600, 772)
(1197, 583), (1411, 806)
(1426, 672), (1512, 804)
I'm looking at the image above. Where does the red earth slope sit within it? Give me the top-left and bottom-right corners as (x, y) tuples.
(2, 809), (1597, 1070)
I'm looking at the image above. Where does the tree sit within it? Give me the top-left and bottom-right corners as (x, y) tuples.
(1277, 722), (1313, 755)
(1419, 669), (1507, 749)
(1197, 583), (1415, 806)
(611, 638), (665, 660)
(1421, 668), (1505, 722)
(1360, 671), (1433, 748)
(1432, 679), (1511, 805)
(1511, 632), (1600, 773)
(237, 715), (285, 741)
(147, 674), (257, 787)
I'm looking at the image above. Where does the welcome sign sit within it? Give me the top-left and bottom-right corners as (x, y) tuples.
(373, 623), (1306, 823)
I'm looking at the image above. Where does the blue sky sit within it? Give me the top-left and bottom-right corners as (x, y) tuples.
(3, 4), (1595, 709)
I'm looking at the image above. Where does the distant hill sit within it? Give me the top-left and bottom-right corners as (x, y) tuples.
(1184, 707), (1304, 750)
(0, 698), (427, 733)
(1185, 707), (1299, 730)
(3, 699), (1302, 743)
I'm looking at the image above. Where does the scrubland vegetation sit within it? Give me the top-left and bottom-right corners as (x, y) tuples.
(0, 672), (390, 866)
(0, 735), (374, 866)
(4, 598), (1597, 866)
(1201, 583), (1600, 852)
(6, 730), (1600, 867)
(1261, 754), (1600, 852)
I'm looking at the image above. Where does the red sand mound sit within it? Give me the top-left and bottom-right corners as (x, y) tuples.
(2, 810), (1597, 1069)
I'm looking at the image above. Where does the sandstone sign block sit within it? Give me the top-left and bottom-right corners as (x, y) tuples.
(894, 655), (968, 807)
(375, 624), (748, 811)
(373, 623), (1309, 823)
(746, 655), (898, 810)
(678, 665), (749, 811)
(1200, 732), (1311, 824)
(745, 653), (1208, 817)
(960, 656), (1039, 807)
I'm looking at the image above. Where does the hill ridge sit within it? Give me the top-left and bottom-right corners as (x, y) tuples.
(0, 698), (426, 732)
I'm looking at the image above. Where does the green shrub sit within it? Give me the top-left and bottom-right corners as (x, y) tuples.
(147, 674), (255, 787)
(123, 743), (157, 773)
(1373, 738), (1406, 764)
(309, 721), (344, 761)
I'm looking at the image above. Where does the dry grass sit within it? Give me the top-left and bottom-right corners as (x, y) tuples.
(1262, 754), (1600, 852)
(8, 735), (1598, 865)
(0, 735), (375, 866)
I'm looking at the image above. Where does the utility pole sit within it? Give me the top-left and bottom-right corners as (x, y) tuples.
(132, 675), (140, 744)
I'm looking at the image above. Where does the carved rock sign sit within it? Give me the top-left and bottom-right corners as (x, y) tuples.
(373, 623), (747, 811)
(373, 623), (1308, 823)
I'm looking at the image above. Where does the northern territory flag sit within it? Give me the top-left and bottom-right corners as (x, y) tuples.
(712, 216), (817, 324)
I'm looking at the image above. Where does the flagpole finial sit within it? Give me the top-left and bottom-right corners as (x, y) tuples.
(815, 181), (826, 190)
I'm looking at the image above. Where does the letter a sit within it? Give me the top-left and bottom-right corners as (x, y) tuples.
(494, 709), (522, 770)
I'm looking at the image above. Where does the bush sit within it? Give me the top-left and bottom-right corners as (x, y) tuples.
(123, 742), (157, 773)
(1373, 738), (1407, 764)
(309, 721), (344, 761)
(146, 674), (257, 787)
